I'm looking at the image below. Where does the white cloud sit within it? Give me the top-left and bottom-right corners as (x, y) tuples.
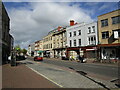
(8, 2), (93, 49)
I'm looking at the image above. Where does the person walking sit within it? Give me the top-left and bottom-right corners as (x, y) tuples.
(77, 55), (83, 63)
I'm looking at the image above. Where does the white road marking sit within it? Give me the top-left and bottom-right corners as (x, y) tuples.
(27, 66), (63, 88)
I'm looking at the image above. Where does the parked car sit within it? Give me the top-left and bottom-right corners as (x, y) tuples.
(34, 56), (43, 61)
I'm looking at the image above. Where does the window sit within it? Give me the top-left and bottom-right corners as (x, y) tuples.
(88, 27), (91, 33)
(51, 44), (52, 48)
(101, 19), (108, 27)
(88, 36), (96, 45)
(102, 31), (109, 39)
(78, 30), (81, 35)
(113, 29), (120, 38)
(92, 26), (95, 33)
(74, 39), (76, 46)
(112, 16), (120, 24)
(78, 39), (81, 46)
(119, 30), (120, 37)
(70, 40), (72, 47)
(74, 31), (76, 36)
(69, 32), (72, 37)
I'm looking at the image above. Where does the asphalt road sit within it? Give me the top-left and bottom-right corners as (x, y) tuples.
(27, 57), (119, 79)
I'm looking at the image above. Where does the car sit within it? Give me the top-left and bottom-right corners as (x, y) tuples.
(34, 56), (43, 61)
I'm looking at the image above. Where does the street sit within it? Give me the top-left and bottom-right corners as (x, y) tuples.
(23, 57), (119, 88)
(2, 57), (119, 89)
(28, 57), (118, 79)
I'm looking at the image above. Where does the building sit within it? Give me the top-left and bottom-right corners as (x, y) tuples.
(52, 26), (67, 58)
(8, 34), (14, 53)
(34, 40), (43, 56)
(43, 32), (53, 58)
(66, 20), (98, 59)
(38, 39), (44, 56)
(98, 9), (120, 60)
(0, 2), (2, 65)
(28, 43), (35, 56)
(35, 40), (40, 56)
(1, 3), (14, 64)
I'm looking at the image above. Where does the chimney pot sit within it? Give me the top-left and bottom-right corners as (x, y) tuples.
(70, 20), (74, 26)
(58, 26), (62, 31)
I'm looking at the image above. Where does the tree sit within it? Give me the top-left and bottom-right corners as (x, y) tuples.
(14, 45), (21, 54)
(14, 45), (27, 55)
(21, 49), (27, 55)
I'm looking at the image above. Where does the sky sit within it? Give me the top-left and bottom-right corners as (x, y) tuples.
(3, 1), (119, 49)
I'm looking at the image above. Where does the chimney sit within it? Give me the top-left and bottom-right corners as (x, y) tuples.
(70, 20), (74, 26)
(58, 26), (62, 31)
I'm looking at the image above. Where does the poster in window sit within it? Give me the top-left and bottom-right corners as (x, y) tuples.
(114, 31), (118, 39)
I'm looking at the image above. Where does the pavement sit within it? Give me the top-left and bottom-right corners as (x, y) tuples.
(2, 58), (119, 89)
(2, 63), (59, 88)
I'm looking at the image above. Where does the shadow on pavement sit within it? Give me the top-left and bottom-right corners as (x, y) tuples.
(76, 70), (110, 90)
(111, 79), (120, 88)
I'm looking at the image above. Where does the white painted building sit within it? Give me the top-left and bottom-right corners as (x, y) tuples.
(66, 21), (98, 59)
(66, 22), (86, 47)
(28, 43), (35, 56)
(86, 22), (98, 46)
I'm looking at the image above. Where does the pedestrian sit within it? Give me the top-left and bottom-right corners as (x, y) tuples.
(77, 55), (83, 63)
(81, 55), (84, 63)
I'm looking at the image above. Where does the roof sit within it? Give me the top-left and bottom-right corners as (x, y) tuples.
(98, 9), (120, 17)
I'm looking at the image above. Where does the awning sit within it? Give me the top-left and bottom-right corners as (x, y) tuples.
(38, 51), (43, 53)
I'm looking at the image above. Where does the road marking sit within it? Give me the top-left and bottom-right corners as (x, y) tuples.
(27, 66), (63, 88)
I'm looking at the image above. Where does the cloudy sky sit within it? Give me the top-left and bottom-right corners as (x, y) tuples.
(3, 1), (119, 49)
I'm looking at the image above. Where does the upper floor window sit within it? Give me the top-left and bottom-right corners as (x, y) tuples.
(112, 16), (120, 24)
(92, 26), (95, 33)
(74, 39), (76, 47)
(69, 32), (72, 37)
(88, 36), (96, 45)
(74, 31), (76, 36)
(78, 39), (81, 46)
(70, 40), (72, 47)
(51, 44), (52, 48)
(102, 31), (109, 39)
(88, 27), (91, 34)
(101, 19), (108, 27)
(78, 30), (81, 35)
(113, 29), (120, 38)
